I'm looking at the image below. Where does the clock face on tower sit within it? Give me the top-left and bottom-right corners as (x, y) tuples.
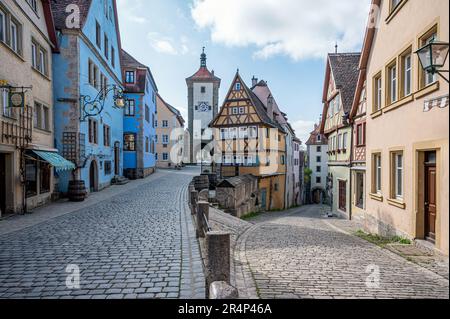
(197, 102), (210, 112)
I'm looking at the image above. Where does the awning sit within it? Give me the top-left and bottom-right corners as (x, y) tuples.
(31, 150), (76, 172)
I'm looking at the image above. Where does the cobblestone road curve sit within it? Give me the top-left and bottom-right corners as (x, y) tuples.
(0, 168), (205, 299)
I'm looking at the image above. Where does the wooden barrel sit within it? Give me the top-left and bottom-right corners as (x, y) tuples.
(68, 180), (87, 202)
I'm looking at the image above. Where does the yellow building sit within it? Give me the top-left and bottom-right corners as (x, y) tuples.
(210, 72), (287, 211)
(360, 0), (449, 254)
(0, 0), (72, 216)
(155, 94), (185, 168)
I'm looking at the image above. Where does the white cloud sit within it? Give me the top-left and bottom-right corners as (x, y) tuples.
(191, 0), (371, 60)
(117, 0), (148, 25)
(291, 119), (317, 145)
(147, 33), (191, 56)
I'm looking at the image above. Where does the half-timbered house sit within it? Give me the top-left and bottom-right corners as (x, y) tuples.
(320, 53), (361, 218)
(210, 71), (287, 211)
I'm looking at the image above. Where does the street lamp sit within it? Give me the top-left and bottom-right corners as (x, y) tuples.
(80, 85), (125, 121)
(415, 41), (449, 83)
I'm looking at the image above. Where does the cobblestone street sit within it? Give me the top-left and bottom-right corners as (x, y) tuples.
(0, 167), (205, 299)
(211, 205), (449, 299)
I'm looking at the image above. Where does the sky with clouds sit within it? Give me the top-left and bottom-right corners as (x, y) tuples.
(116, 0), (371, 143)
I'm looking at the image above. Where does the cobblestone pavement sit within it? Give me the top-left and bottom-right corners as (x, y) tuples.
(214, 205), (449, 299)
(0, 167), (205, 299)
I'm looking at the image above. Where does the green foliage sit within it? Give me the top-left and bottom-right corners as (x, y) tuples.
(355, 230), (411, 247)
(304, 168), (313, 184)
(241, 211), (262, 220)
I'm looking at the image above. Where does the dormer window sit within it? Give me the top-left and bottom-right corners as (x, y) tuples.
(390, 0), (402, 12)
(317, 135), (321, 142)
(125, 71), (135, 84)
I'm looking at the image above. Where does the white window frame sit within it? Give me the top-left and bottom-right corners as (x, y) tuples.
(162, 120), (169, 128)
(31, 42), (37, 68)
(162, 135), (169, 144)
(404, 54), (412, 96)
(238, 107), (245, 114)
(394, 152), (403, 199)
(248, 126), (257, 139)
(10, 19), (18, 53)
(229, 127), (237, 139)
(235, 83), (241, 91)
(376, 76), (382, 110)
(232, 107), (238, 115)
(163, 153), (169, 161)
(1, 88), (11, 117)
(220, 128), (228, 140)
(343, 132), (348, 150)
(0, 9), (5, 43)
(375, 154), (382, 194)
(239, 127), (248, 139)
(390, 64), (397, 103)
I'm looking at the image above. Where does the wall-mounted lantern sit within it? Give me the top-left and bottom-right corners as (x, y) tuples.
(415, 41), (449, 83)
(80, 85), (125, 121)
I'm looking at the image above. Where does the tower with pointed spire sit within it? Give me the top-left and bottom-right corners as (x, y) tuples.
(186, 48), (221, 164)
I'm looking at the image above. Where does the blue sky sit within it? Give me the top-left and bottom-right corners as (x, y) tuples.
(117, 0), (371, 143)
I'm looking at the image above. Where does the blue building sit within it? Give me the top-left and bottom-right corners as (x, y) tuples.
(52, 0), (124, 193)
(121, 50), (158, 179)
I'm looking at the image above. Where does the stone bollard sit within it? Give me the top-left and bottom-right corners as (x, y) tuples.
(190, 190), (198, 215)
(206, 231), (231, 285)
(209, 281), (238, 299)
(198, 201), (210, 221)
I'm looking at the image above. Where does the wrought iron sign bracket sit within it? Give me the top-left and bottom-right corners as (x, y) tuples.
(79, 85), (124, 122)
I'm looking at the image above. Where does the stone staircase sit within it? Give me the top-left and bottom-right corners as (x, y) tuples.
(111, 176), (130, 186)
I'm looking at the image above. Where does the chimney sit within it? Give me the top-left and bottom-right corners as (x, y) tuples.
(252, 76), (258, 87)
(267, 94), (274, 121)
(212, 70), (215, 76)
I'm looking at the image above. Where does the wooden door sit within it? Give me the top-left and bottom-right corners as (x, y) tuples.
(114, 144), (120, 176)
(260, 189), (267, 210)
(425, 165), (437, 242)
(339, 180), (347, 212)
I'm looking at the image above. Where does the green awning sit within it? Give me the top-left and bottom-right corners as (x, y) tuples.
(32, 150), (76, 172)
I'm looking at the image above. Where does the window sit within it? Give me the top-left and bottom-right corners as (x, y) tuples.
(163, 153), (169, 161)
(401, 52), (412, 97)
(229, 127), (237, 139)
(125, 99), (135, 116)
(239, 127), (248, 139)
(93, 65), (99, 90)
(155, 135), (158, 144)
(125, 71), (135, 83)
(162, 120), (169, 128)
(145, 137), (150, 153)
(145, 105), (150, 123)
(316, 166), (321, 173)
(38, 47), (48, 75)
(391, 152), (403, 199)
(104, 161), (112, 175)
(154, 119), (158, 128)
(248, 126), (258, 139)
(201, 86), (206, 93)
(10, 19), (19, 53)
(281, 155), (285, 165)
(373, 73), (382, 111)
(1, 88), (11, 117)
(420, 29), (438, 88)
(40, 162), (51, 194)
(317, 135), (321, 142)
(104, 34), (109, 59)
(235, 83), (241, 91)
(0, 9), (5, 42)
(239, 107), (245, 114)
(220, 128), (228, 140)
(316, 177), (321, 184)
(31, 42), (37, 69)
(27, 0), (38, 11)
(124, 134), (136, 151)
(372, 153), (382, 194)
(96, 21), (101, 48)
(232, 107), (238, 115)
(88, 119), (98, 144)
(317, 156), (321, 163)
(155, 153), (158, 161)
(34, 103), (49, 130)
(111, 46), (115, 67)
(343, 132), (348, 150)
(356, 123), (366, 146)
(103, 125), (110, 147)
(162, 135), (169, 144)
(150, 140), (155, 154)
(387, 63), (397, 104)
(266, 128), (270, 138)
(88, 60), (94, 86)
(337, 134), (342, 150)
(317, 146), (321, 152)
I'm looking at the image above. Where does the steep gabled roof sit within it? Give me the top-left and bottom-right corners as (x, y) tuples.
(306, 123), (328, 145)
(327, 53), (361, 114)
(157, 94), (185, 126)
(121, 49), (158, 91)
(186, 67), (221, 82)
(51, 0), (93, 30)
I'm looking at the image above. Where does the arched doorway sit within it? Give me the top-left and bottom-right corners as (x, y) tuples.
(89, 160), (98, 192)
(312, 188), (325, 204)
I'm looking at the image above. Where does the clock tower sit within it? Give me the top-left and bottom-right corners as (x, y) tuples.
(186, 48), (221, 164)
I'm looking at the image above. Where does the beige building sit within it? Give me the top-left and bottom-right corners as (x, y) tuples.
(0, 0), (71, 216)
(155, 94), (185, 168)
(360, 0), (449, 254)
